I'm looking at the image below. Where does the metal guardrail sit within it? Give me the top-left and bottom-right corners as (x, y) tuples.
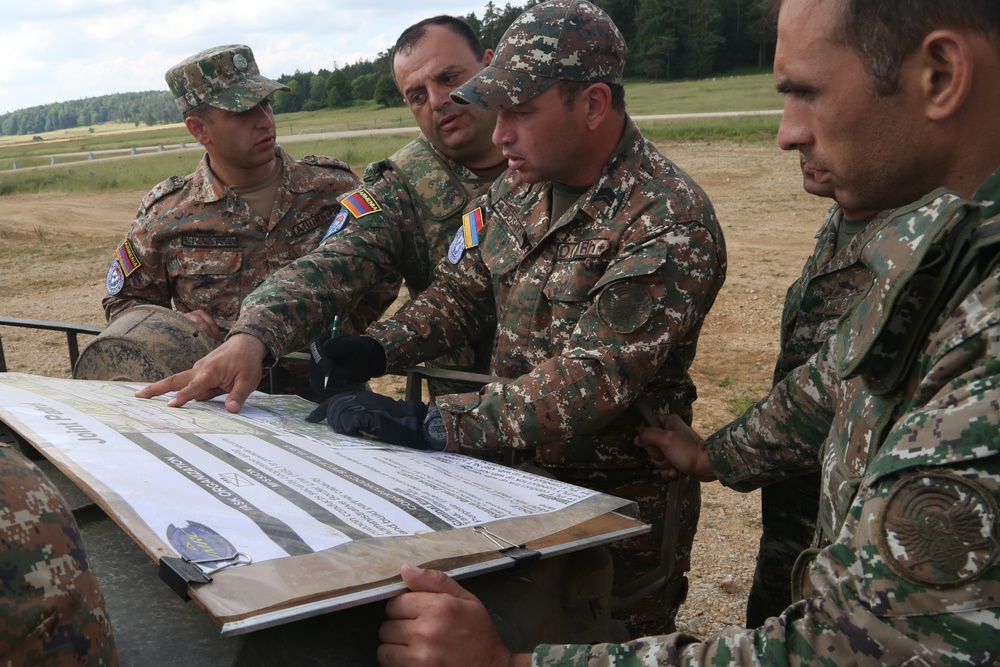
(0, 317), (104, 373)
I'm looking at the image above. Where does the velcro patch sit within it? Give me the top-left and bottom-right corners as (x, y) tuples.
(878, 472), (998, 586)
(106, 261), (125, 295)
(292, 207), (337, 236)
(448, 228), (466, 264)
(462, 208), (484, 248)
(181, 236), (239, 248)
(323, 208), (350, 241)
(596, 282), (652, 334)
(117, 240), (141, 276)
(341, 189), (381, 218)
(557, 239), (610, 260)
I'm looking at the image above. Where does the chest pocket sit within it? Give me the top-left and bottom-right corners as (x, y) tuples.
(176, 249), (242, 276)
(542, 255), (608, 346)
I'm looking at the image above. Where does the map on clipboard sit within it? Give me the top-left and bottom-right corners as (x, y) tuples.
(0, 373), (647, 636)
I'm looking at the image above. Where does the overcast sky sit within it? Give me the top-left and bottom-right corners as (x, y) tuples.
(0, 0), (488, 116)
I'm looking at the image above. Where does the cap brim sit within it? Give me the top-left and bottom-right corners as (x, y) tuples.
(206, 75), (291, 112)
(451, 65), (557, 110)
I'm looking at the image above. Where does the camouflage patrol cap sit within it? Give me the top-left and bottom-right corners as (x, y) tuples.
(451, 0), (626, 110)
(165, 44), (290, 114)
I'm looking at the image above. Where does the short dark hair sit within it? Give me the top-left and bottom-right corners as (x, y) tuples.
(767, 0), (1000, 96)
(183, 104), (213, 121)
(556, 80), (626, 112)
(390, 16), (486, 90)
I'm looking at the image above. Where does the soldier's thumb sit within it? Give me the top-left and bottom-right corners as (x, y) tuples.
(399, 564), (476, 601)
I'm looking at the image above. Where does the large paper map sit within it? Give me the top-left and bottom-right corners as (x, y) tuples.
(0, 373), (644, 633)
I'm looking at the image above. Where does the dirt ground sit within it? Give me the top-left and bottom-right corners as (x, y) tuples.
(0, 140), (831, 638)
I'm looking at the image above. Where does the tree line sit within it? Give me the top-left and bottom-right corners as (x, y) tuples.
(0, 0), (774, 137)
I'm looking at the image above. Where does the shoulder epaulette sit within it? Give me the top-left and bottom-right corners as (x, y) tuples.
(138, 175), (186, 215)
(387, 138), (468, 221)
(300, 154), (352, 173)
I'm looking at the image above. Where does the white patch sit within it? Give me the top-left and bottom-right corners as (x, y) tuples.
(323, 209), (349, 240)
(106, 261), (125, 295)
(448, 228), (466, 264)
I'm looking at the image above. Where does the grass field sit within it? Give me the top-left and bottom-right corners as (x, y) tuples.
(0, 73), (783, 195)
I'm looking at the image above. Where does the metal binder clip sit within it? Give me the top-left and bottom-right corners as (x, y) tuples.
(473, 526), (540, 569)
(184, 551), (253, 575)
(157, 552), (252, 601)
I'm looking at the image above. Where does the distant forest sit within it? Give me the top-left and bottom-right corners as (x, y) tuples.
(0, 0), (774, 137)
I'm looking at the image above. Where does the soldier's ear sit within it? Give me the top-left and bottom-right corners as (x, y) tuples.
(185, 114), (212, 146)
(918, 29), (973, 122)
(581, 83), (613, 131)
(482, 49), (494, 68)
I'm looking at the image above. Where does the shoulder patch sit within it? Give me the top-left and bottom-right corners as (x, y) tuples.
(300, 154), (351, 173)
(323, 208), (350, 241)
(139, 175), (186, 213)
(461, 208), (485, 248)
(340, 188), (382, 218)
(597, 282), (653, 334)
(106, 261), (125, 295)
(116, 240), (141, 277)
(878, 472), (998, 587)
(448, 228), (466, 264)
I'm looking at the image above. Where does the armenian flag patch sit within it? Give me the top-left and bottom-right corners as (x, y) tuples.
(340, 189), (382, 218)
(117, 240), (141, 276)
(462, 207), (484, 247)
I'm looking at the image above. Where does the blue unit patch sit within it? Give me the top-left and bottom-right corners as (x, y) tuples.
(323, 208), (350, 241)
(448, 228), (466, 264)
(106, 260), (125, 295)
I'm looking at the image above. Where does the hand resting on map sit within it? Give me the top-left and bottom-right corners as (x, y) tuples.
(134, 333), (267, 413)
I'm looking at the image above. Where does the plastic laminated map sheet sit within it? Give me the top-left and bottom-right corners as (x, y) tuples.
(0, 373), (647, 635)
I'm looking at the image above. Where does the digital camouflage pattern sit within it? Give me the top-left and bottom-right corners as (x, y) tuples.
(452, 0), (626, 110)
(746, 204), (889, 626)
(368, 119), (727, 635)
(0, 445), (117, 665)
(529, 171), (1000, 665)
(231, 137), (498, 365)
(164, 44), (290, 114)
(102, 147), (366, 335)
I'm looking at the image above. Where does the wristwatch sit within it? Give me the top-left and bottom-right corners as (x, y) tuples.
(422, 402), (448, 451)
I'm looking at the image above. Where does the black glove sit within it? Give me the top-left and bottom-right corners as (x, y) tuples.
(306, 391), (447, 450)
(308, 334), (387, 394)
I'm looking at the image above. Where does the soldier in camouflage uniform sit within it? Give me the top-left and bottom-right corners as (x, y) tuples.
(315, 0), (727, 637)
(102, 44), (364, 343)
(746, 199), (891, 626)
(137, 19), (504, 410)
(372, 0), (1000, 665)
(0, 444), (117, 665)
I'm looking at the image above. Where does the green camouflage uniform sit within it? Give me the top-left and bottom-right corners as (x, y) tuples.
(746, 205), (888, 626)
(531, 172), (1000, 665)
(0, 444), (117, 665)
(368, 118), (727, 635)
(230, 137), (497, 364)
(101, 147), (364, 335)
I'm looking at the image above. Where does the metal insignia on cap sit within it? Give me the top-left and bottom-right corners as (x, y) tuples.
(233, 54), (248, 70)
(878, 472), (998, 586)
(597, 281), (652, 333)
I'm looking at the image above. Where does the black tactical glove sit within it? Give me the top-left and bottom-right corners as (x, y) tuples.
(306, 391), (447, 451)
(308, 334), (387, 394)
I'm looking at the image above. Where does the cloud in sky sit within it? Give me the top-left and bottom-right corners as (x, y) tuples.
(0, 0), (485, 115)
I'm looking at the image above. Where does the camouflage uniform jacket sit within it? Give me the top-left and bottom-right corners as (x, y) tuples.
(772, 204), (888, 382)
(231, 137), (497, 360)
(369, 119), (727, 468)
(102, 146), (360, 333)
(531, 173), (1000, 665)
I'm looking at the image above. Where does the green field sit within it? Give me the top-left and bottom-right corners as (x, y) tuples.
(0, 74), (782, 196)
